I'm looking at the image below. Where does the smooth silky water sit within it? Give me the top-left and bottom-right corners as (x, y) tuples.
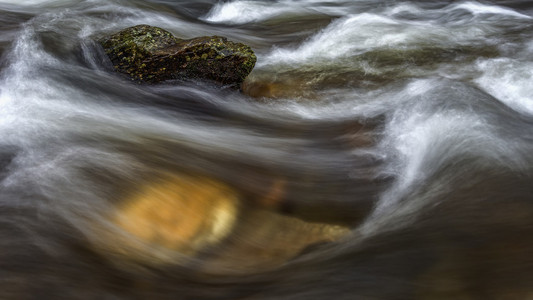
(1, 0), (533, 299)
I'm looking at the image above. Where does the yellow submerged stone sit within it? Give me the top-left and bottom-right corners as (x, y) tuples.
(107, 173), (240, 264)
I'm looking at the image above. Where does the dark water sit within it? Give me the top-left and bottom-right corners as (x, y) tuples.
(1, 0), (533, 299)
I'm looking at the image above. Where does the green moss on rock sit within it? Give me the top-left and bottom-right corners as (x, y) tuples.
(98, 25), (256, 88)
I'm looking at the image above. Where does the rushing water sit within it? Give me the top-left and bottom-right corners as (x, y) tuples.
(1, 0), (533, 299)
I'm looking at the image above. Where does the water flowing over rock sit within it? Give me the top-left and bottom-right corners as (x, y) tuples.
(98, 25), (256, 88)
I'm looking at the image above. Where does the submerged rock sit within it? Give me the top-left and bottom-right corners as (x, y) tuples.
(96, 172), (350, 271)
(102, 173), (241, 264)
(98, 25), (256, 88)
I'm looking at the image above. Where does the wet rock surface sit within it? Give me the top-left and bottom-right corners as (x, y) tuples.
(98, 25), (256, 88)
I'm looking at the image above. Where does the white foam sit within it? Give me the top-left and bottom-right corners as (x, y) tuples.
(475, 58), (533, 115)
(201, 0), (532, 25)
(451, 2), (531, 19)
(202, 0), (304, 24)
(201, 0), (361, 24)
(259, 12), (483, 67)
(0, 0), (79, 7)
(359, 78), (529, 235)
(254, 1), (532, 68)
(259, 13), (399, 66)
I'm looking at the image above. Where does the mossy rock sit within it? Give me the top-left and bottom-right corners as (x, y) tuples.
(98, 25), (256, 88)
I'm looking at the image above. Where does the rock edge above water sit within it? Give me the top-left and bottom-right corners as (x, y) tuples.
(98, 24), (257, 88)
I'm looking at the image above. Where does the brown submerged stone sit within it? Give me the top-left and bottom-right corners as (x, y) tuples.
(98, 25), (256, 88)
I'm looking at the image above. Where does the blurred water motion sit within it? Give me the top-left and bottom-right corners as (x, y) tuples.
(1, 0), (533, 299)
(100, 174), (349, 271)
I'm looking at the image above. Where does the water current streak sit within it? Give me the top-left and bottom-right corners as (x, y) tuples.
(1, 0), (533, 299)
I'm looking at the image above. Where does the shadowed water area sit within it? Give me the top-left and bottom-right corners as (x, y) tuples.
(1, 0), (533, 299)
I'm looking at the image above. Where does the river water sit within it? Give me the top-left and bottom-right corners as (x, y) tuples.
(1, 0), (533, 299)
